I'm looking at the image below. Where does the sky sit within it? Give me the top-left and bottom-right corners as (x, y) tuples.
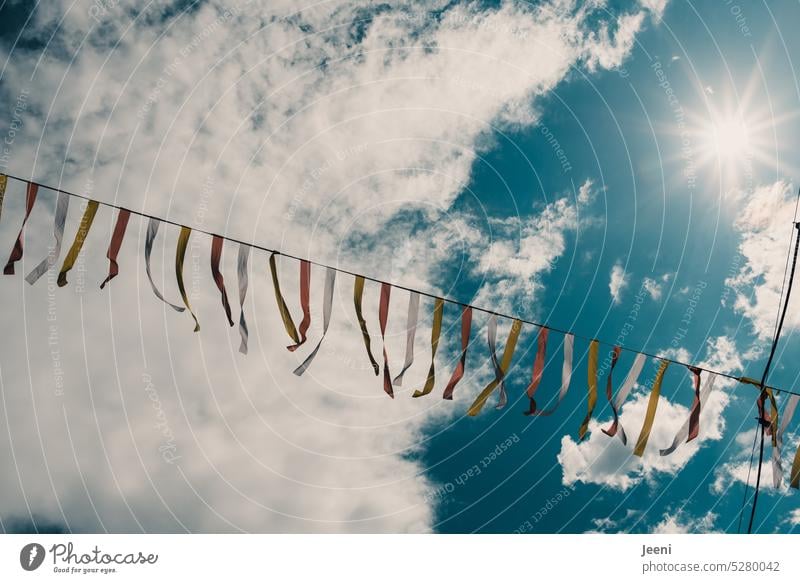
(0, 0), (799, 534)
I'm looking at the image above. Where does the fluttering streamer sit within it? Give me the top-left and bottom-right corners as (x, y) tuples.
(3, 182), (38, 275)
(467, 316), (522, 415)
(210, 235), (234, 327)
(602, 352), (647, 445)
(771, 393), (798, 488)
(100, 209), (131, 289)
(270, 252), (299, 345)
(145, 218), (185, 312)
(25, 191), (69, 284)
(599, 346), (622, 438)
(412, 297), (444, 398)
(442, 306), (473, 400)
(175, 227), (200, 332)
(293, 267), (336, 376)
(578, 340), (600, 441)
(528, 333), (574, 416)
(287, 260), (311, 351)
(236, 243), (251, 354)
(633, 360), (670, 457)
(660, 371), (718, 457)
(0, 174), (7, 220)
(378, 283), (393, 397)
(523, 327), (549, 414)
(353, 275), (379, 376)
(393, 291), (420, 386)
(57, 200), (99, 287)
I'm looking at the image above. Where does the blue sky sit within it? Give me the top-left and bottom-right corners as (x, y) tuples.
(1, 0), (800, 534)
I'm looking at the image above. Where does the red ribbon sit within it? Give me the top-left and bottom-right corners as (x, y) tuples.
(524, 327), (549, 415)
(287, 260), (311, 352)
(210, 235), (234, 327)
(3, 182), (38, 275)
(100, 209), (131, 289)
(686, 366), (702, 442)
(379, 283), (393, 398)
(442, 306), (472, 400)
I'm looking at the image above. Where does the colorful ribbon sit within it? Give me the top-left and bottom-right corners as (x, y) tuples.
(175, 227), (200, 332)
(523, 327), (549, 414)
(353, 275), (379, 376)
(294, 267), (336, 376)
(210, 235), (234, 327)
(26, 191), (69, 284)
(57, 200), (99, 287)
(145, 218), (185, 312)
(269, 252), (299, 344)
(598, 346), (623, 437)
(412, 297), (444, 398)
(236, 243), (251, 354)
(287, 260), (311, 351)
(771, 393), (798, 488)
(467, 316), (522, 416)
(791, 441), (800, 489)
(442, 306), (472, 400)
(393, 291), (420, 386)
(739, 377), (779, 446)
(633, 359), (670, 457)
(578, 340), (600, 441)
(0, 174), (7, 221)
(378, 283), (393, 397)
(4, 182), (38, 275)
(528, 333), (574, 416)
(100, 209), (131, 289)
(660, 371), (718, 456)
(602, 352), (647, 444)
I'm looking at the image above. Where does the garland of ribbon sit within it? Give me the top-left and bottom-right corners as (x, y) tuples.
(2, 172), (800, 488)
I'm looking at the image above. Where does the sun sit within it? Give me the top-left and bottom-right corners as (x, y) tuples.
(706, 115), (751, 165)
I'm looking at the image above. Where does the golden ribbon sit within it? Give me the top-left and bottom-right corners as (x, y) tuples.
(175, 227), (200, 332)
(739, 376), (779, 446)
(0, 174), (7, 221)
(413, 298), (444, 398)
(790, 442), (800, 489)
(353, 275), (379, 376)
(269, 252), (299, 344)
(578, 340), (600, 441)
(467, 318), (522, 416)
(633, 360), (670, 457)
(57, 200), (99, 287)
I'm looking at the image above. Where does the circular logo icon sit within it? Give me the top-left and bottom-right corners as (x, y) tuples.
(20, 543), (46, 571)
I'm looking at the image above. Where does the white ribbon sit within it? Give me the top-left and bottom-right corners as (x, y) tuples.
(536, 334), (574, 416)
(294, 267), (336, 376)
(237, 243), (251, 354)
(144, 218), (184, 312)
(392, 291), (420, 386)
(772, 393), (799, 488)
(610, 352), (647, 445)
(25, 192), (70, 284)
(486, 314), (507, 410)
(660, 373), (718, 456)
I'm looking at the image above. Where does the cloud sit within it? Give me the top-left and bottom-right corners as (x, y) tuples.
(0, 1), (661, 532)
(651, 510), (717, 533)
(609, 262), (630, 304)
(642, 277), (662, 300)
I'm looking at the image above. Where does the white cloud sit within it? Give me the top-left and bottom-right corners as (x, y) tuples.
(642, 277), (662, 300)
(652, 510), (717, 533)
(609, 262), (630, 304)
(787, 509), (800, 526)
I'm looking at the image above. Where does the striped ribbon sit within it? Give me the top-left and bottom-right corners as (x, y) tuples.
(175, 227), (200, 332)
(145, 218), (185, 312)
(294, 268), (336, 376)
(633, 360), (670, 457)
(528, 333), (574, 416)
(523, 327), (549, 414)
(26, 191), (70, 284)
(353, 275), (379, 376)
(602, 352), (647, 445)
(393, 291), (420, 386)
(210, 235), (234, 327)
(57, 200), (99, 287)
(378, 283), (393, 397)
(467, 316), (522, 416)
(412, 297), (444, 398)
(236, 243), (251, 354)
(287, 260), (311, 351)
(578, 340), (600, 441)
(771, 393), (798, 488)
(3, 182), (38, 275)
(99, 209), (131, 289)
(442, 306), (472, 400)
(660, 372), (718, 456)
(269, 252), (299, 344)
(598, 346), (623, 438)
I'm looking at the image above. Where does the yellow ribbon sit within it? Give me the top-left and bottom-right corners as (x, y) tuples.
(633, 360), (670, 457)
(739, 377), (779, 446)
(269, 252), (299, 344)
(467, 319), (522, 416)
(175, 227), (200, 332)
(353, 275), (379, 375)
(578, 340), (600, 441)
(57, 200), (99, 287)
(790, 442), (800, 489)
(413, 298), (444, 398)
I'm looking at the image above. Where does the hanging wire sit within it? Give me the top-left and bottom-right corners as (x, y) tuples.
(2, 171), (800, 398)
